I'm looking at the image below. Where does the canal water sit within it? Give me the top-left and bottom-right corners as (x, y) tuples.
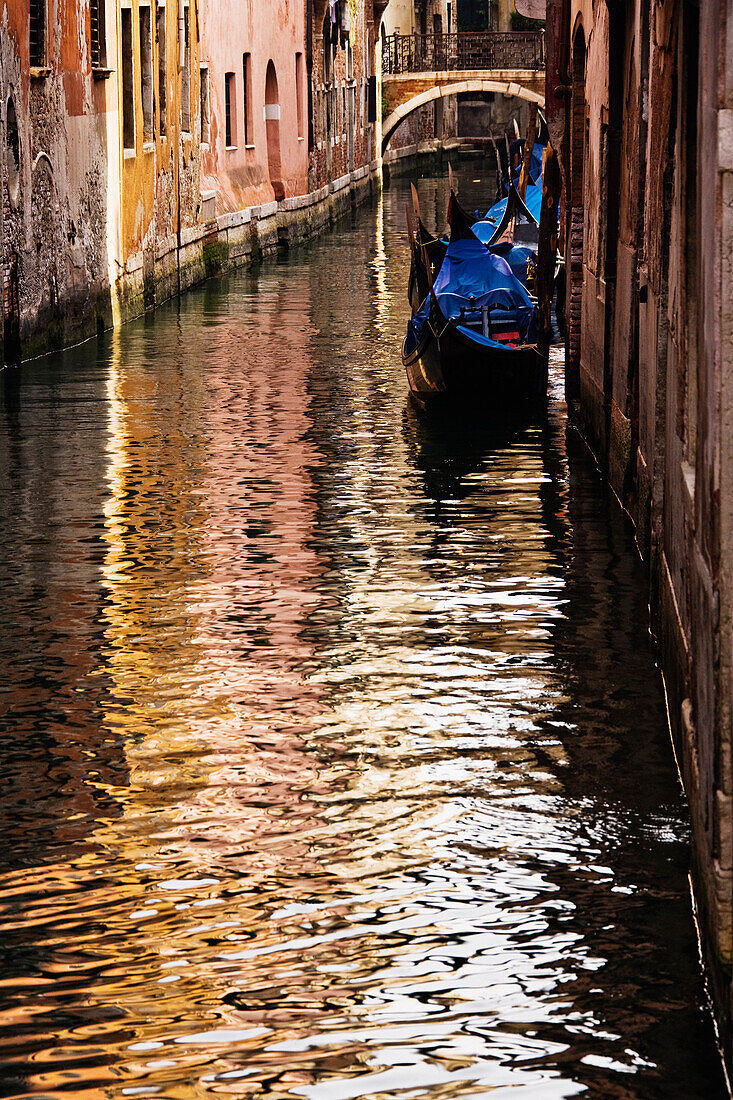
(0, 165), (726, 1098)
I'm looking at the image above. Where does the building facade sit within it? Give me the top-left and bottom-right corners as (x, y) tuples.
(199, 0), (309, 215)
(381, 0), (459, 152)
(1, 0), (115, 362)
(308, 0), (383, 193)
(1, 0), (384, 363)
(113, 0), (207, 319)
(546, 0), (733, 1071)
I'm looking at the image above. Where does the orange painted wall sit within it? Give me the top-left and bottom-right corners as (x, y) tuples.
(117, 0), (203, 266)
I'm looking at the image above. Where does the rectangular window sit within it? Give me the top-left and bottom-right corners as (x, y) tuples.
(121, 7), (135, 150)
(225, 72), (236, 147)
(90, 0), (106, 68)
(200, 65), (209, 143)
(181, 4), (191, 132)
(295, 52), (304, 140)
(242, 52), (252, 145)
(157, 3), (167, 135)
(139, 5), (153, 141)
(29, 0), (46, 66)
(367, 75), (377, 124)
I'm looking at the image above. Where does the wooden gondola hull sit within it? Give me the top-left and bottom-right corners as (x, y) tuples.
(403, 317), (446, 398)
(402, 314), (546, 408)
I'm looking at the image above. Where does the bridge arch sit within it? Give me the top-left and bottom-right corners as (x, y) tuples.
(382, 79), (545, 154)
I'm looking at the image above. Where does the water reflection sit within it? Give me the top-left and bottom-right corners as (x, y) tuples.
(0, 165), (725, 1098)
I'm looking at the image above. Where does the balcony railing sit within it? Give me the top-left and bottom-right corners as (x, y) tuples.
(382, 31), (545, 76)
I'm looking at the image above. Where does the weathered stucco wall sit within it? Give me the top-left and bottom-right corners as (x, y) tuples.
(554, 0), (733, 1072)
(309, 0), (381, 192)
(1, 0), (384, 360)
(1, 0), (115, 361)
(114, 0), (206, 321)
(199, 0), (309, 214)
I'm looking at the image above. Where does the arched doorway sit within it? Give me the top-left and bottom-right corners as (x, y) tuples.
(265, 61), (284, 200)
(566, 24), (586, 401)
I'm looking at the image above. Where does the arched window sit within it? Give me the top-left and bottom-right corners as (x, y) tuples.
(323, 12), (331, 83)
(5, 97), (20, 207)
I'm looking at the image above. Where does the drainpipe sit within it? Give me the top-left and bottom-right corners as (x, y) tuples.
(307, 0), (314, 153)
(176, 0), (186, 295)
(179, 0), (186, 70)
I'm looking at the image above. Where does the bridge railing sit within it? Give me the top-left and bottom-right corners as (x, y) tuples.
(382, 31), (545, 76)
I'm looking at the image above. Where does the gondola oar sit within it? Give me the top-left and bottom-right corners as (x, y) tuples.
(406, 202), (415, 246)
(411, 182), (422, 225)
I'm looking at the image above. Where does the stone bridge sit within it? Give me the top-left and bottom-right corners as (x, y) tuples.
(381, 32), (545, 153)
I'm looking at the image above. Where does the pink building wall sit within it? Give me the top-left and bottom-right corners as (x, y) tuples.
(199, 0), (309, 213)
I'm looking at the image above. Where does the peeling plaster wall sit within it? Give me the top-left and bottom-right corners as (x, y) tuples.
(1, 0), (114, 361)
(115, 0), (206, 319)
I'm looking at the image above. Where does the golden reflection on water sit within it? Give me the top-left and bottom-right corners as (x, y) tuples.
(0, 172), (725, 1099)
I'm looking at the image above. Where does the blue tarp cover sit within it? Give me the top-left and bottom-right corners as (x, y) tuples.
(481, 182), (542, 226)
(404, 294), (431, 356)
(489, 243), (536, 288)
(433, 238), (534, 316)
(405, 237), (538, 351)
(484, 196), (508, 225)
(511, 143), (546, 186)
(477, 181), (539, 226)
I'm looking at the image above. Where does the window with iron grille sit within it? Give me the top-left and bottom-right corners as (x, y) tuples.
(139, 5), (153, 141)
(121, 7), (135, 149)
(90, 0), (106, 68)
(295, 52), (304, 140)
(29, 0), (46, 66)
(200, 65), (209, 143)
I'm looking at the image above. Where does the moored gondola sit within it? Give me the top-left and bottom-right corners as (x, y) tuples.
(402, 192), (545, 409)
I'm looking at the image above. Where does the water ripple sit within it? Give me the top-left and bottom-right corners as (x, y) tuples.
(0, 168), (724, 1099)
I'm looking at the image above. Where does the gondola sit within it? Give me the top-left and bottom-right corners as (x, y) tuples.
(409, 181), (540, 303)
(472, 181), (540, 293)
(402, 192), (545, 409)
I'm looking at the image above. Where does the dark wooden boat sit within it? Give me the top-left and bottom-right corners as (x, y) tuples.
(408, 217), (447, 314)
(403, 298), (545, 407)
(402, 192), (546, 409)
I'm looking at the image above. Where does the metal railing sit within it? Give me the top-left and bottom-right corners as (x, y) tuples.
(382, 31), (545, 76)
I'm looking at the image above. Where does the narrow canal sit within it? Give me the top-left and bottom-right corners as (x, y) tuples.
(0, 166), (726, 1098)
